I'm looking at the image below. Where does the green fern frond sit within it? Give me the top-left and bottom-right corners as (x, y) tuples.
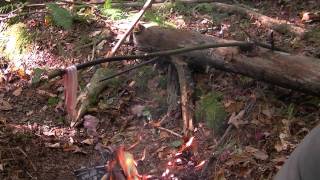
(47, 3), (73, 29)
(0, 3), (14, 14)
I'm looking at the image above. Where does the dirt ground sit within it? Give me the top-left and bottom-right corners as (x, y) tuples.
(1, 0), (320, 179)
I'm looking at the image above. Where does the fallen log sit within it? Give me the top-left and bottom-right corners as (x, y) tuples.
(133, 26), (320, 96)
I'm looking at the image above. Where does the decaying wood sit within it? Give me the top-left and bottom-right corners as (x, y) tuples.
(172, 57), (195, 133)
(166, 64), (180, 114)
(133, 26), (320, 96)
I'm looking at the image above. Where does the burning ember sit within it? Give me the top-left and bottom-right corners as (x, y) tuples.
(160, 136), (205, 179)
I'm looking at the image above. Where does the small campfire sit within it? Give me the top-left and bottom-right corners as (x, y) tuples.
(75, 136), (205, 180)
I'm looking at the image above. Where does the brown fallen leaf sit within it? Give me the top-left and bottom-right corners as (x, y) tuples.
(0, 99), (13, 111)
(63, 144), (78, 152)
(160, 131), (170, 139)
(253, 150), (268, 161)
(0, 117), (7, 124)
(63, 143), (88, 154)
(26, 110), (33, 116)
(131, 105), (145, 117)
(228, 110), (245, 128)
(262, 107), (273, 119)
(245, 146), (268, 161)
(81, 138), (94, 145)
(12, 87), (22, 96)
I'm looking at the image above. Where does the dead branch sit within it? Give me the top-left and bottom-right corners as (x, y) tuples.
(99, 57), (158, 82)
(33, 42), (254, 86)
(107, 0), (153, 57)
(155, 126), (183, 138)
(166, 64), (180, 115)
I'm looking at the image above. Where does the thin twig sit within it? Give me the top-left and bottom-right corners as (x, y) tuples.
(107, 0), (153, 57)
(99, 57), (158, 82)
(156, 126), (183, 138)
(17, 147), (37, 172)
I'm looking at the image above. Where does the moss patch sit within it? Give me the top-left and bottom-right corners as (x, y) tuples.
(305, 28), (320, 46)
(195, 92), (227, 135)
(0, 23), (32, 61)
(133, 65), (157, 90)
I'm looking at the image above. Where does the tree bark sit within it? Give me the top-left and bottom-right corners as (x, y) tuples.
(172, 56), (195, 133)
(133, 26), (320, 96)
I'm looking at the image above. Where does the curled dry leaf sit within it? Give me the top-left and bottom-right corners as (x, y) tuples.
(12, 87), (22, 96)
(0, 99), (13, 111)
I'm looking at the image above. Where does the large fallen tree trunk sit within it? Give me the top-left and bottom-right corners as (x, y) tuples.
(133, 26), (320, 96)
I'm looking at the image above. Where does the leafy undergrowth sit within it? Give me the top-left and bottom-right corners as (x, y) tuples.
(0, 0), (320, 179)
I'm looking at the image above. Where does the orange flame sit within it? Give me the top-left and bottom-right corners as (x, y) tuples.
(117, 146), (139, 180)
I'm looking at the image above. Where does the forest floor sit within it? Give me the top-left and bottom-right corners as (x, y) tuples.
(0, 0), (320, 179)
